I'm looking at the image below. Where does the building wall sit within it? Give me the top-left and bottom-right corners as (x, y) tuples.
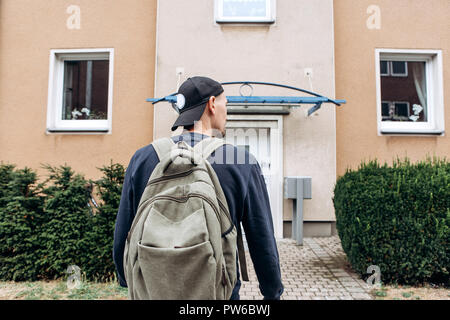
(0, 0), (158, 181)
(334, 0), (450, 178)
(153, 0), (338, 236)
(4, 1), (442, 237)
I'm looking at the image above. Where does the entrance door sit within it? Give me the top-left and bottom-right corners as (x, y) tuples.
(225, 115), (283, 238)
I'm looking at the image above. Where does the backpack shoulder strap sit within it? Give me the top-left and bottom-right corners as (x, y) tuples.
(193, 136), (227, 160)
(152, 137), (175, 161)
(193, 136), (249, 282)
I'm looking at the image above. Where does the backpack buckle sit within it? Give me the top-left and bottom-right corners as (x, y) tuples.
(176, 141), (190, 150)
(169, 148), (203, 165)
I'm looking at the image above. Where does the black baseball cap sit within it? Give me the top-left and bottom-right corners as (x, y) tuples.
(171, 76), (224, 131)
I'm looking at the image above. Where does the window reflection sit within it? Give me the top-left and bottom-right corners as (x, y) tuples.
(62, 60), (109, 120)
(380, 61), (427, 122)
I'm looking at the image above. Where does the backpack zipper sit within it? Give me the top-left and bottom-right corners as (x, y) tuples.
(127, 195), (189, 242)
(222, 265), (228, 286)
(187, 193), (233, 237)
(147, 167), (209, 186)
(217, 199), (230, 219)
(147, 167), (231, 222)
(127, 193), (231, 242)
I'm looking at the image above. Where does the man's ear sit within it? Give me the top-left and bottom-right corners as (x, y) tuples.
(207, 96), (216, 114)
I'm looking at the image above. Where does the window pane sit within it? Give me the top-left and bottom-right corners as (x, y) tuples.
(380, 61), (427, 122)
(395, 103), (409, 118)
(380, 61), (388, 75)
(391, 61), (407, 76)
(62, 60), (109, 120)
(222, 0), (267, 18)
(381, 102), (390, 117)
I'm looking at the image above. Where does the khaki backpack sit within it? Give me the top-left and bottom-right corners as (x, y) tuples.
(123, 137), (248, 300)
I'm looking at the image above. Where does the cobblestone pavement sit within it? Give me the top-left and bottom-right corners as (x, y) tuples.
(239, 236), (374, 300)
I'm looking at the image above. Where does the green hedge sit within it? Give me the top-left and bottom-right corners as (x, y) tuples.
(0, 166), (47, 281)
(0, 161), (125, 282)
(333, 157), (449, 286)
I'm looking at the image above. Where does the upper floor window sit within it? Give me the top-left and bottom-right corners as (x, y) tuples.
(47, 48), (114, 133)
(215, 0), (276, 23)
(376, 49), (444, 135)
(381, 61), (408, 77)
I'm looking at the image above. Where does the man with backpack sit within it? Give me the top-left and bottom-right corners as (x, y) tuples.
(113, 76), (284, 300)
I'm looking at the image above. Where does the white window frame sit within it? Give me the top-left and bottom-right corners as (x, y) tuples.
(381, 101), (390, 120)
(393, 101), (411, 119)
(215, 0), (276, 23)
(375, 49), (445, 135)
(390, 61), (408, 77)
(46, 48), (114, 133)
(380, 61), (408, 77)
(380, 61), (390, 76)
(381, 101), (411, 121)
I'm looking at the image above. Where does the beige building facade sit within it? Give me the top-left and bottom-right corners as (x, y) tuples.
(334, 0), (449, 177)
(153, 0), (339, 238)
(1, 0), (448, 239)
(0, 0), (158, 181)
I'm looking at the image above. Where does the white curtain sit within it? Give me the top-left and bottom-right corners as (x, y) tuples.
(412, 62), (427, 120)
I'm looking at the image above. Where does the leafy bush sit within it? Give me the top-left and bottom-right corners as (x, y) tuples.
(39, 164), (93, 279)
(0, 167), (46, 281)
(0, 161), (125, 282)
(81, 162), (125, 282)
(333, 157), (449, 286)
(0, 163), (16, 206)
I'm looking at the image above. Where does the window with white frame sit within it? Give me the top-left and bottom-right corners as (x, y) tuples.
(215, 0), (276, 23)
(380, 61), (389, 76)
(381, 101), (410, 121)
(47, 49), (114, 132)
(381, 61), (408, 77)
(376, 49), (444, 134)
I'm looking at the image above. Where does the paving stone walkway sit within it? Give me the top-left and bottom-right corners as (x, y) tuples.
(239, 236), (374, 300)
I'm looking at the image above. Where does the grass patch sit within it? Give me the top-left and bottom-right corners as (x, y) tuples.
(1, 280), (128, 300)
(374, 290), (387, 297)
(401, 292), (413, 298)
(370, 283), (449, 300)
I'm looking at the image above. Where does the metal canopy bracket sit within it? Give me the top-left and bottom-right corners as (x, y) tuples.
(307, 102), (323, 117)
(147, 81), (346, 116)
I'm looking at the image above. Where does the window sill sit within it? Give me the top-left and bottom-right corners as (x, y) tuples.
(215, 19), (275, 24)
(46, 128), (110, 135)
(379, 130), (444, 136)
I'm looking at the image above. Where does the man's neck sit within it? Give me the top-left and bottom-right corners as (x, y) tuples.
(187, 128), (212, 137)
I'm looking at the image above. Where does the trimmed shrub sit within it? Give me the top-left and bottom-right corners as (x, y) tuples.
(0, 167), (46, 281)
(0, 162), (125, 282)
(0, 163), (15, 206)
(333, 157), (449, 286)
(81, 162), (125, 281)
(39, 164), (93, 279)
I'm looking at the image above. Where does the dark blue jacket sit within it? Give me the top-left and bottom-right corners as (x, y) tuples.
(113, 132), (283, 299)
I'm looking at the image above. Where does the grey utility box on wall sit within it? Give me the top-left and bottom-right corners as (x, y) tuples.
(284, 176), (312, 245)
